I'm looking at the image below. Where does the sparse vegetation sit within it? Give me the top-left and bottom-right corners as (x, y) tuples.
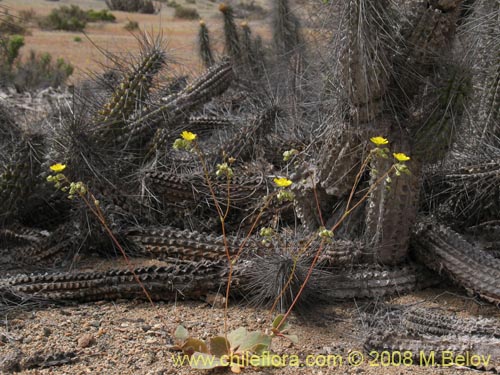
(124, 20), (139, 31)
(37, 6), (116, 31)
(236, 1), (266, 19)
(86, 9), (116, 22)
(0, 14), (28, 35)
(0, 34), (24, 84)
(2, 34), (24, 66)
(38, 5), (87, 31)
(164, 0), (179, 8)
(2, 0), (80, 91)
(0, 32), (73, 92)
(17, 8), (37, 24)
(73, 36), (82, 42)
(12, 50), (73, 92)
(174, 5), (200, 19)
(105, 0), (158, 14)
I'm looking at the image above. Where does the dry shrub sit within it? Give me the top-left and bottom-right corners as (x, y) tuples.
(174, 6), (199, 20)
(105, 0), (158, 14)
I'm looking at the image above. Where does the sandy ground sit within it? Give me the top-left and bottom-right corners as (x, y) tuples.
(1, 275), (499, 375)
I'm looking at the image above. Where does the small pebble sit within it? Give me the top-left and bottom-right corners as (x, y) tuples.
(146, 337), (158, 344)
(42, 327), (52, 337)
(78, 333), (96, 348)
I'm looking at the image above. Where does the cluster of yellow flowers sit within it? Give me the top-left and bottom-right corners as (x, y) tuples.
(47, 163), (90, 201)
(370, 136), (411, 163)
(370, 136), (411, 180)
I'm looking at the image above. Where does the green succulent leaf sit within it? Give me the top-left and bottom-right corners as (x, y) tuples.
(227, 327), (271, 354)
(237, 331), (271, 353)
(227, 327), (247, 351)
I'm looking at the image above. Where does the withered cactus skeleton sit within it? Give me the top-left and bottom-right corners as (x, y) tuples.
(0, 0), (499, 370)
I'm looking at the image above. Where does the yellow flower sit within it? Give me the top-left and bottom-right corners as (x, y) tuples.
(50, 163), (66, 173)
(181, 131), (197, 142)
(370, 136), (389, 146)
(393, 152), (410, 162)
(274, 177), (292, 188)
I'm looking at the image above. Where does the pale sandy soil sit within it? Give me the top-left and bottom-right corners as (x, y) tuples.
(1, 264), (499, 375)
(0, 293), (497, 375)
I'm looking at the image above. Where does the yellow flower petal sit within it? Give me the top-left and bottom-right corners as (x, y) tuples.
(370, 136), (389, 146)
(273, 177), (292, 188)
(181, 131), (197, 141)
(49, 163), (66, 173)
(393, 152), (410, 162)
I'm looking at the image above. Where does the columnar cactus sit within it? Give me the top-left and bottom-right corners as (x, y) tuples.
(198, 20), (215, 68)
(219, 4), (240, 61)
(96, 40), (166, 133)
(272, 0), (302, 59)
(0, 132), (45, 224)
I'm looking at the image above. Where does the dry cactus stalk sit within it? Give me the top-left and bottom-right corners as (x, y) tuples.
(412, 217), (500, 305)
(403, 307), (500, 338)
